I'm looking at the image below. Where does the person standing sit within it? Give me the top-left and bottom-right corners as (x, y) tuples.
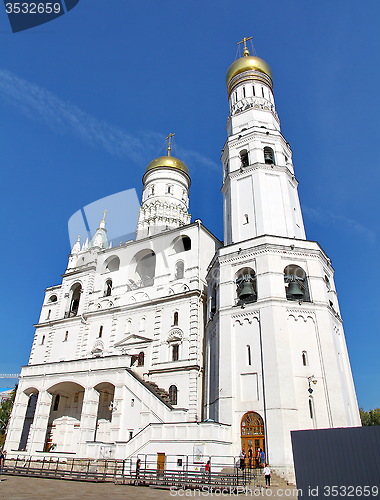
(0, 449), (5, 482)
(263, 463), (271, 487)
(248, 446), (253, 469)
(260, 449), (265, 467)
(256, 447), (261, 467)
(239, 449), (246, 470)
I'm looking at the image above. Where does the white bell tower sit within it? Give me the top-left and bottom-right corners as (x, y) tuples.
(204, 39), (360, 481)
(222, 38), (305, 245)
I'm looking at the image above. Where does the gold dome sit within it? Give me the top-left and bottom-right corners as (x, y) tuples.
(145, 155), (189, 175)
(226, 55), (272, 86)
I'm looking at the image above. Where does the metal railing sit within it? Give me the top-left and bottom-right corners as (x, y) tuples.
(2, 454), (266, 489)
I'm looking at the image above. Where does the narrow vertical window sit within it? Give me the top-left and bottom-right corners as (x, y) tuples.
(252, 85), (255, 96)
(47, 309), (51, 320)
(98, 326), (103, 338)
(169, 385), (178, 405)
(261, 87), (265, 98)
(137, 351), (144, 366)
(247, 345), (252, 365)
(64, 331), (68, 342)
(234, 91), (237, 103)
(173, 312), (179, 326)
(53, 394), (60, 412)
(172, 344), (179, 361)
(129, 431), (133, 440)
(41, 335), (45, 345)
(309, 398), (314, 419)
(105, 279), (112, 297)
(302, 351), (308, 366)
(242, 86), (246, 98)
(244, 214), (249, 224)
(150, 185), (155, 196)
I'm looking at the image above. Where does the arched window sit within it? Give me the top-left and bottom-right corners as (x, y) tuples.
(264, 147), (275, 165)
(104, 256), (120, 272)
(244, 214), (249, 224)
(137, 352), (144, 367)
(235, 268), (257, 305)
(53, 394), (60, 412)
(173, 312), (179, 326)
(169, 385), (178, 405)
(210, 283), (217, 318)
(284, 265), (310, 302)
(104, 279), (112, 297)
(173, 236), (191, 253)
(139, 317), (146, 331)
(133, 250), (156, 287)
(172, 344), (179, 361)
(175, 261), (184, 279)
(247, 345), (252, 365)
(240, 149), (249, 167)
(302, 351), (308, 366)
(150, 185), (155, 196)
(68, 283), (82, 317)
(48, 295), (57, 303)
(126, 318), (132, 334)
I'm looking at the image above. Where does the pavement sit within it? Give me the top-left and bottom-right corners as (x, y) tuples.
(0, 475), (300, 499)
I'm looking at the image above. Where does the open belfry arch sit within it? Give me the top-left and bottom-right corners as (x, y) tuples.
(6, 38), (360, 482)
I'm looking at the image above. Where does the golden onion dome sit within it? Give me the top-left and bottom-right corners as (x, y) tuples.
(145, 155), (189, 175)
(226, 54), (272, 87)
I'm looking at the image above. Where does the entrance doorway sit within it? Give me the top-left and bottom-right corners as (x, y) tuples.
(241, 412), (265, 468)
(156, 452), (165, 475)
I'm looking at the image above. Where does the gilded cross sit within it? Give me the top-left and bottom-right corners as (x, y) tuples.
(237, 36), (253, 55)
(166, 133), (175, 156)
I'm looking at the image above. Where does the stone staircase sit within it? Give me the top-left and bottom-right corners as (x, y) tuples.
(144, 381), (172, 405)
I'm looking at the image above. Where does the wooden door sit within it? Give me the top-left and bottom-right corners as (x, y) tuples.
(241, 412), (265, 468)
(156, 452), (165, 474)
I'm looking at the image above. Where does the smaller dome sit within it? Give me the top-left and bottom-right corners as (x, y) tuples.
(226, 55), (272, 86)
(145, 155), (189, 175)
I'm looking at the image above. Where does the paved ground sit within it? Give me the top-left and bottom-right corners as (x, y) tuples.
(0, 475), (299, 499)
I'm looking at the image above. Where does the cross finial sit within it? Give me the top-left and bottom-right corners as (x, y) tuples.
(102, 209), (108, 221)
(237, 36), (253, 56)
(166, 133), (175, 156)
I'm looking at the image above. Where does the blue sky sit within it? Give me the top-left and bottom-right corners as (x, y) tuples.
(0, 1), (378, 410)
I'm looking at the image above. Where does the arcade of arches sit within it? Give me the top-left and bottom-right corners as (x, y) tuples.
(17, 382), (115, 453)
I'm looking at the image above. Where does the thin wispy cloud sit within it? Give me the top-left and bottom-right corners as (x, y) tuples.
(303, 206), (376, 243)
(0, 69), (218, 170)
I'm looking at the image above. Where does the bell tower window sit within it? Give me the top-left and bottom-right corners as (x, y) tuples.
(284, 265), (310, 302)
(264, 147), (275, 165)
(240, 149), (249, 167)
(235, 267), (257, 305)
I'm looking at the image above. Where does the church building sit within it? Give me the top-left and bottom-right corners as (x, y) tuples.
(5, 40), (360, 480)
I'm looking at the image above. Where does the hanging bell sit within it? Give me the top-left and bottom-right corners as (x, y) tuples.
(238, 281), (257, 301)
(287, 281), (304, 299)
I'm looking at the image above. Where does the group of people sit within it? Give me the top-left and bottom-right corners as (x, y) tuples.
(239, 447), (271, 487)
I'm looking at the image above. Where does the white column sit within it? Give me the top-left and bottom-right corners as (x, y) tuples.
(4, 390), (29, 452)
(78, 387), (100, 456)
(28, 390), (52, 453)
(109, 384), (125, 443)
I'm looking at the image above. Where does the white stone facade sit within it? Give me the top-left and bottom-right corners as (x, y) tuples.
(6, 48), (360, 480)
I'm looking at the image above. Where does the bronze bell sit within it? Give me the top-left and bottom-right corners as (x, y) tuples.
(238, 281), (256, 301)
(287, 281), (304, 299)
